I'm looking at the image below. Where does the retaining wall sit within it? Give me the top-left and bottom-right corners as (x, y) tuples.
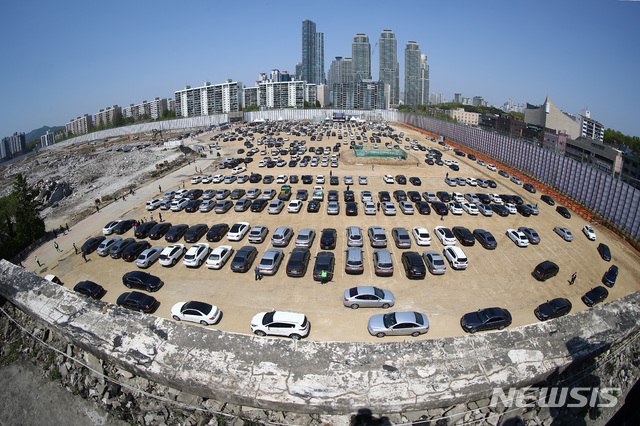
(1, 260), (639, 417)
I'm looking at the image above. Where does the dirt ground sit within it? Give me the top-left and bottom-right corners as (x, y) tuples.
(29, 123), (640, 343)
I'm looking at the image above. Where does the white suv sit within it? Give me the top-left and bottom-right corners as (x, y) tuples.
(250, 311), (310, 340)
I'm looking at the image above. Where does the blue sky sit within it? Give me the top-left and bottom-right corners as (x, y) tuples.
(2, 0), (639, 140)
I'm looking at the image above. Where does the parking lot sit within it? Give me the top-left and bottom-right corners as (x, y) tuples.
(53, 123), (640, 342)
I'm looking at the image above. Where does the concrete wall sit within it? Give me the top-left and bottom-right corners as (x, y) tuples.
(1, 260), (639, 416)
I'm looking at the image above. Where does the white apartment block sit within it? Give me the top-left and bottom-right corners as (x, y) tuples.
(93, 105), (121, 127)
(65, 114), (93, 135)
(40, 131), (56, 147)
(175, 81), (241, 117)
(256, 81), (316, 109)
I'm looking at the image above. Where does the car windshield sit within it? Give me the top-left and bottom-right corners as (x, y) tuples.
(374, 287), (384, 299)
(209, 254), (219, 260)
(262, 312), (275, 325)
(477, 310), (490, 323)
(382, 313), (397, 328)
(262, 259), (273, 266)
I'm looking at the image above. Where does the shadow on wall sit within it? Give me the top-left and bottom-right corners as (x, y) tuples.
(351, 408), (391, 426)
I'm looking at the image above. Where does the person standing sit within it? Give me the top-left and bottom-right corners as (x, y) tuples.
(320, 269), (328, 285)
(150, 211), (154, 221)
(82, 252), (88, 262)
(254, 266), (261, 281)
(159, 212), (163, 222)
(54, 241), (62, 252)
(34, 255), (41, 266)
(73, 243), (78, 254)
(159, 184), (162, 192)
(570, 272), (577, 285)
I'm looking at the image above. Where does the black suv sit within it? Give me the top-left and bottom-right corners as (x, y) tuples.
(320, 228), (337, 250)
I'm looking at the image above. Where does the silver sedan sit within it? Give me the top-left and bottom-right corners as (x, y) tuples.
(367, 311), (429, 338)
(343, 286), (394, 309)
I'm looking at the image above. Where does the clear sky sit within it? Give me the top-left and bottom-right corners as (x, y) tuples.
(2, 0), (639, 140)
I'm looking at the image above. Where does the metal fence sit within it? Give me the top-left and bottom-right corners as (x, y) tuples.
(399, 112), (640, 242)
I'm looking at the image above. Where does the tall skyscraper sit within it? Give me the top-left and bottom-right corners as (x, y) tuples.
(379, 30), (399, 105)
(352, 34), (371, 81)
(420, 53), (430, 105)
(301, 20), (325, 85)
(404, 41), (422, 106)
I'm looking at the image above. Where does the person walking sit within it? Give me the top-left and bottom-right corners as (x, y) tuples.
(159, 184), (162, 192)
(73, 243), (78, 254)
(254, 266), (261, 281)
(150, 211), (154, 221)
(377, 202), (381, 212)
(34, 255), (41, 267)
(65, 223), (69, 232)
(159, 212), (163, 222)
(54, 241), (62, 252)
(82, 252), (88, 262)
(320, 269), (328, 285)
(570, 272), (577, 285)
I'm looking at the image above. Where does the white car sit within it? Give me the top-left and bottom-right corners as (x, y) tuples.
(102, 220), (122, 235)
(201, 175), (213, 184)
(316, 175), (325, 184)
(344, 176), (354, 185)
(434, 226), (456, 245)
(231, 166), (246, 175)
(227, 222), (250, 241)
(250, 311), (310, 339)
(465, 178), (477, 186)
(412, 227), (432, 246)
(159, 244), (186, 267)
(206, 245), (234, 269)
(267, 200), (285, 214)
(287, 200), (303, 213)
(399, 201), (415, 214)
(359, 176), (368, 185)
(183, 243), (211, 267)
(383, 174), (394, 184)
(190, 175), (202, 184)
(361, 191), (373, 202)
(582, 225), (596, 241)
(487, 164), (497, 171)
(171, 301), (221, 325)
(506, 229), (530, 247)
(448, 202), (463, 215)
(443, 245), (468, 270)
(505, 203), (517, 214)
(363, 202), (376, 215)
(175, 189), (189, 198)
(212, 174), (224, 183)
(382, 202), (396, 215)
(276, 174), (288, 183)
(461, 202), (479, 215)
(135, 246), (163, 268)
(170, 198), (189, 211)
(452, 192), (464, 202)
(258, 160), (267, 167)
(490, 194), (503, 204)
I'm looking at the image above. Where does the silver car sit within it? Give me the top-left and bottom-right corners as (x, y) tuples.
(343, 286), (394, 309)
(135, 246), (163, 269)
(423, 250), (447, 275)
(368, 226), (387, 247)
(271, 226), (293, 247)
(327, 201), (340, 215)
(382, 202), (396, 215)
(248, 226), (269, 244)
(518, 227), (541, 245)
(295, 228), (316, 248)
(367, 311), (429, 338)
(257, 248), (284, 275)
(392, 227), (412, 249)
(96, 237), (121, 256)
(344, 247), (364, 274)
(554, 226), (574, 242)
(346, 226), (363, 247)
(372, 249), (394, 276)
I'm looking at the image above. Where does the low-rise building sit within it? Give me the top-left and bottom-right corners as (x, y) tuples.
(448, 108), (479, 126)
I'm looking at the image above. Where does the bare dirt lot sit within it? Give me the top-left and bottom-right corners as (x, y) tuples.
(29, 123), (640, 343)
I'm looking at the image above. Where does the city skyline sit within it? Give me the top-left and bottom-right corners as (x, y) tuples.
(1, 0), (639, 139)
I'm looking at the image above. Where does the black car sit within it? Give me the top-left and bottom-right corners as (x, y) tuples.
(407, 191), (421, 202)
(602, 265), (619, 287)
(556, 206), (571, 219)
(401, 252), (426, 279)
(534, 298), (572, 321)
(206, 223), (229, 242)
(81, 236), (106, 254)
(516, 204), (533, 217)
(313, 252), (335, 281)
(117, 291), (158, 313)
(541, 195), (555, 206)
(409, 177), (422, 186)
(395, 175), (407, 184)
(286, 248), (311, 277)
(149, 222), (172, 240)
(307, 200), (321, 212)
(511, 195), (524, 205)
(436, 191), (451, 203)
(486, 180), (497, 188)
(121, 241), (151, 262)
(498, 170), (509, 178)
(249, 173), (262, 183)
(122, 271), (163, 291)
(597, 243), (611, 261)
(112, 219), (135, 235)
(230, 189), (246, 200)
(467, 154), (476, 161)
(449, 164), (459, 171)
(490, 204), (510, 217)
(477, 193), (491, 204)
(302, 175), (313, 184)
(109, 238), (136, 259)
(296, 189), (308, 200)
(330, 176), (339, 185)
(460, 307), (512, 333)
(452, 226), (475, 246)
(415, 201), (431, 215)
(134, 221), (157, 238)
(344, 191), (355, 202)
(73, 280), (105, 299)
(289, 175), (299, 184)
(431, 201), (448, 216)
(165, 224), (189, 242)
(320, 228), (337, 249)
(523, 183), (536, 193)
(185, 199), (203, 212)
(230, 246), (258, 273)
(186, 189), (203, 200)
(473, 229), (497, 250)
(582, 286), (609, 307)
(500, 194), (514, 204)
(250, 199), (268, 212)
(345, 202), (358, 216)
(393, 190), (407, 202)
(184, 224), (209, 243)
(378, 191), (391, 202)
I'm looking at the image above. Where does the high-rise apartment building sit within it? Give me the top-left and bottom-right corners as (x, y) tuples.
(332, 81), (387, 110)
(65, 114), (93, 136)
(257, 81), (315, 108)
(352, 34), (371, 81)
(301, 20), (324, 85)
(379, 30), (399, 105)
(40, 131), (56, 148)
(404, 41), (422, 106)
(1, 132), (26, 161)
(420, 53), (429, 105)
(175, 81), (241, 117)
(93, 105), (122, 128)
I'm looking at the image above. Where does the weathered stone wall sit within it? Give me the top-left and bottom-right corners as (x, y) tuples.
(1, 260), (639, 424)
